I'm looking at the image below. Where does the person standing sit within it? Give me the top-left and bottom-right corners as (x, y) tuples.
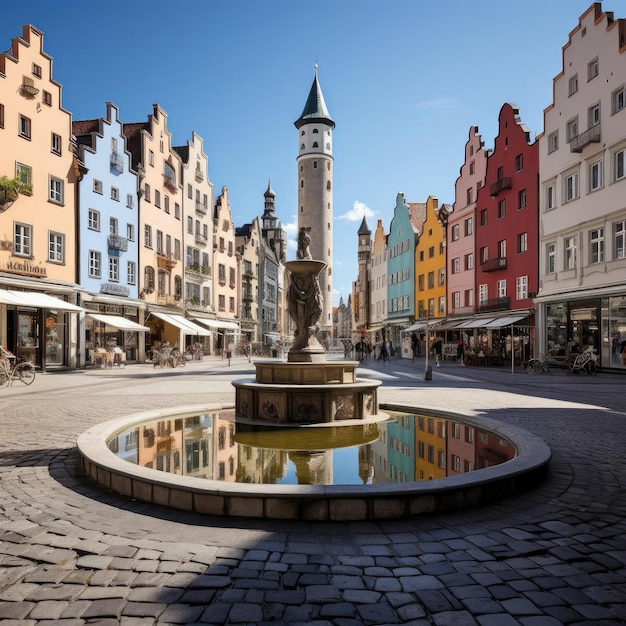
(411, 332), (418, 363)
(457, 337), (465, 365)
(433, 337), (443, 367)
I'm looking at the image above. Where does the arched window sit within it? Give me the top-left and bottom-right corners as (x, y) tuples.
(313, 161), (318, 168)
(312, 128), (319, 134)
(312, 142), (319, 148)
(300, 180), (304, 188)
(144, 266), (155, 291)
(326, 181), (331, 190)
(326, 143), (331, 150)
(301, 144), (305, 150)
(301, 130), (305, 136)
(174, 275), (182, 299)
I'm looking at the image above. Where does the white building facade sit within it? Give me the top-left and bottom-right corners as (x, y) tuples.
(536, 3), (626, 370)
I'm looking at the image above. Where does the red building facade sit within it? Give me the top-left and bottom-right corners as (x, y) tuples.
(474, 103), (539, 362)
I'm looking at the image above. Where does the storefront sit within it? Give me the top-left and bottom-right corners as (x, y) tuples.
(146, 311), (212, 354)
(542, 295), (626, 370)
(192, 318), (239, 355)
(85, 312), (149, 365)
(0, 288), (83, 370)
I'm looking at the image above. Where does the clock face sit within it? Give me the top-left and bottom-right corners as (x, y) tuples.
(361, 239), (366, 245)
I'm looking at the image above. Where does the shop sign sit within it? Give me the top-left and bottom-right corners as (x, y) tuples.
(3, 259), (47, 278)
(100, 283), (130, 297)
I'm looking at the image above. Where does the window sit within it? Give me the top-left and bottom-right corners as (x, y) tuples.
(88, 251), (101, 278)
(18, 116), (32, 141)
(48, 232), (64, 263)
(0, 103), (4, 128)
(565, 171), (579, 202)
(613, 86), (625, 115)
(548, 131), (559, 153)
(498, 199), (506, 219)
(464, 218), (473, 236)
(126, 193), (134, 208)
(418, 274), (425, 290)
(518, 188), (527, 210)
(589, 160), (603, 191)
(498, 239), (506, 259)
(497, 280), (506, 297)
(564, 236), (577, 270)
(589, 228), (604, 264)
(515, 154), (524, 171)
(466, 188), (473, 204)
(587, 57), (599, 81)
(109, 256), (119, 281)
(480, 246), (488, 264)
(51, 133), (62, 155)
(566, 117), (578, 143)
(568, 74), (578, 96)
(497, 166), (504, 180)
(127, 261), (136, 285)
(14, 223), (32, 256)
(109, 217), (118, 235)
(16, 162), (32, 186)
(464, 253), (473, 270)
(480, 208), (487, 226)
(451, 224), (459, 241)
(588, 103), (600, 127)
(469, 161), (475, 175)
(156, 230), (163, 254)
(164, 196), (169, 213)
(127, 224), (134, 241)
(144, 225), (152, 248)
(144, 184), (151, 202)
(546, 242), (556, 274)
(144, 266), (155, 290)
(42, 90), (52, 106)
(545, 183), (556, 211)
(32, 63), (42, 78)
(154, 190), (161, 208)
(614, 221), (626, 260)
(517, 232), (528, 253)
(516, 276), (528, 300)
(614, 148), (625, 181)
(427, 271), (435, 289)
(479, 284), (488, 303)
(148, 150), (154, 167)
(49, 177), (63, 204)
(175, 202), (181, 219)
(428, 246), (434, 259)
(218, 295), (225, 311)
(88, 209), (100, 231)
(452, 258), (460, 274)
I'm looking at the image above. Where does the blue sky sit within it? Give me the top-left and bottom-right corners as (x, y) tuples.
(3, 0), (599, 306)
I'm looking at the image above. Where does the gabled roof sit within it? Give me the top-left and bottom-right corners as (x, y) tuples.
(294, 67), (335, 129)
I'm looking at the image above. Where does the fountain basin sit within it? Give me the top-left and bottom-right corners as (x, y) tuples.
(77, 403), (551, 521)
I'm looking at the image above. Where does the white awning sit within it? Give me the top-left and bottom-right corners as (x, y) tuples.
(484, 315), (526, 328)
(0, 289), (84, 312)
(193, 318), (239, 330)
(455, 318), (496, 329)
(402, 322), (428, 333)
(87, 313), (150, 332)
(150, 312), (212, 336)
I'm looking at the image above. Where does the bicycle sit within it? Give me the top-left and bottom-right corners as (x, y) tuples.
(570, 345), (598, 376)
(0, 354), (36, 387)
(526, 354), (551, 375)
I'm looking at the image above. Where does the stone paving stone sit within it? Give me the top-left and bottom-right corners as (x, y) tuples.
(432, 610), (479, 625)
(462, 597), (506, 614)
(0, 600), (36, 619)
(0, 582), (40, 601)
(157, 602), (205, 623)
(75, 554), (115, 570)
(355, 601), (400, 624)
(25, 584), (84, 601)
(500, 597), (543, 616)
(414, 589), (457, 613)
(27, 599), (69, 620)
(342, 589), (381, 604)
(329, 574), (365, 589)
(476, 614), (521, 625)
(227, 602), (264, 623)
(319, 602), (356, 618)
(126, 586), (184, 603)
(188, 574), (232, 589)
(385, 591), (420, 608)
(133, 559), (160, 572)
(298, 572), (328, 585)
(374, 576), (402, 592)
(399, 574), (444, 592)
(80, 598), (126, 619)
(396, 602), (427, 621)
(121, 601), (166, 618)
(79, 586), (129, 599)
(119, 618), (155, 626)
(87, 569), (118, 586)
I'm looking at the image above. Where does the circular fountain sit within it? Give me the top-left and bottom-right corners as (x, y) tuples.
(77, 233), (551, 520)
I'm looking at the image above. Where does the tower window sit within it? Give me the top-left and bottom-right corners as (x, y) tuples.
(326, 181), (331, 190)
(300, 180), (304, 188)
(301, 144), (305, 150)
(312, 128), (319, 133)
(326, 143), (331, 149)
(314, 161), (318, 168)
(301, 130), (305, 135)
(312, 142), (318, 148)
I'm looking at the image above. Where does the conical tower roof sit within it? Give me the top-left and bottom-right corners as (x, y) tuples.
(264, 177), (275, 199)
(294, 66), (335, 129)
(358, 215), (371, 236)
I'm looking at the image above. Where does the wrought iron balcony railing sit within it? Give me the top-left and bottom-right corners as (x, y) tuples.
(570, 124), (601, 153)
(480, 256), (507, 272)
(477, 296), (510, 312)
(107, 234), (128, 252)
(489, 176), (512, 196)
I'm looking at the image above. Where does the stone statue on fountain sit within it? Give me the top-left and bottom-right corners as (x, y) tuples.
(285, 227), (327, 361)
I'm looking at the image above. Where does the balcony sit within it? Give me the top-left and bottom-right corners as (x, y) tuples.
(489, 176), (512, 196)
(163, 174), (177, 192)
(156, 293), (178, 306)
(195, 169), (204, 182)
(480, 256), (507, 272)
(477, 296), (510, 312)
(242, 289), (254, 302)
(570, 124), (601, 153)
(195, 200), (207, 216)
(100, 283), (130, 297)
(110, 152), (124, 174)
(20, 83), (39, 98)
(108, 234), (128, 252)
(242, 266), (254, 278)
(195, 232), (208, 246)
(156, 252), (177, 270)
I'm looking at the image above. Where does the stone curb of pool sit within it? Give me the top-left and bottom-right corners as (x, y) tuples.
(77, 403), (551, 522)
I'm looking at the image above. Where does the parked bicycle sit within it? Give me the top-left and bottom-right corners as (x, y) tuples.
(570, 345), (598, 376)
(0, 348), (35, 387)
(526, 354), (551, 375)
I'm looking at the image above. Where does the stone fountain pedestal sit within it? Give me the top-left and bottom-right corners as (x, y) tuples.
(233, 254), (386, 425)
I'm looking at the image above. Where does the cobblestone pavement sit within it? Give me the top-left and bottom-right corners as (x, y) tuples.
(1, 356), (625, 625)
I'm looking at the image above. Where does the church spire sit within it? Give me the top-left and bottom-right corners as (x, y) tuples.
(294, 64), (335, 130)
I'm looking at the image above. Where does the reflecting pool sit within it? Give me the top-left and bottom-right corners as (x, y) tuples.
(107, 409), (516, 487)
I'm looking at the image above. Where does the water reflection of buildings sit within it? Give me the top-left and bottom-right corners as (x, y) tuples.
(108, 411), (514, 487)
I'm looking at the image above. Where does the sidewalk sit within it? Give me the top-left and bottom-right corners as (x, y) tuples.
(0, 357), (625, 624)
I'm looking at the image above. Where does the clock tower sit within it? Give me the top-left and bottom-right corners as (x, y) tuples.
(294, 65), (335, 335)
(353, 215), (371, 337)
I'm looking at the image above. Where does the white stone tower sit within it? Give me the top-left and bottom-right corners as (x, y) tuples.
(294, 65), (335, 335)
